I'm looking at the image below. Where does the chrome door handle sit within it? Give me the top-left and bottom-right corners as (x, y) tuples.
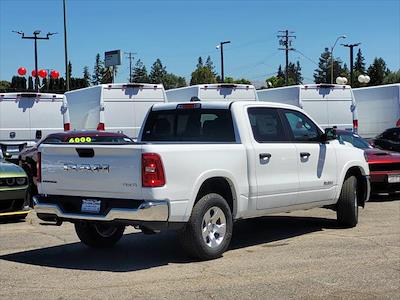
(259, 153), (272, 160)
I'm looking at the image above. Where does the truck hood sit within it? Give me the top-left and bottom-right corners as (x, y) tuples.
(365, 148), (400, 164)
(0, 161), (26, 177)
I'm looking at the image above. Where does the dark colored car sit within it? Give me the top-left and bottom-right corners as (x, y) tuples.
(19, 131), (133, 205)
(336, 129), (400, 195)
(373, 127), (400, 152)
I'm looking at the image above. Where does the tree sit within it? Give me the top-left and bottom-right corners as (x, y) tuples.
(190, 56), (217, 85)
(132, 59), (149, 83)
(277, 65), (284, 79)
(354, 49), (366, 74)
(67, 61), (72, 79)
(367, 57), (389, 86)
(383, 69), (400, 84)
(83, 66), (91, 87)
(27, 76), (34, 90)
(10, 76), (27, 91)
(314, 47), (344, 84)
(224, 77), (252, 84)
(0, 80), (10, 92)
(162, 73), (187, 89)
(286, 61), (303, 85)
(92, 53), (104, 85)
(149, 58), (167, 84)
(265, 76), (285, 88)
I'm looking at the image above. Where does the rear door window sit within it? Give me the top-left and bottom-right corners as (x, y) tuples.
(142, 109), (235, 142)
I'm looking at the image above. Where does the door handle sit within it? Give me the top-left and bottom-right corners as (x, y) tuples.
(259, 153), (272, 160)
(300, 152), (311, 158)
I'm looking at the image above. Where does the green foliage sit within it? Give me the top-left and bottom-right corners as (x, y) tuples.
(367, 57), (389, 86)
(67, 61), (72, 79)
(383, 69), (400, 84)
(313, 48), (344, 84)
(27, 76), (34, 90)
(266, 62), (302, 88)
(83, 66), (91, 86)
(92, 53), (104, 85)
(149, 59), (167, 84)
(190, 56), (217, 85)
(10, 76), (27, 91)
(265, 76), (285, 88)
(162, 73), (187, 90)
(0, 80), (11, 92)
(224, 77), (252, 84)
(132, 59), (149, 83)
(354, 49), (366, 74)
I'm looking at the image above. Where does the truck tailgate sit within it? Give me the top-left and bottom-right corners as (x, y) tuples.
(39, 144), (143, 199)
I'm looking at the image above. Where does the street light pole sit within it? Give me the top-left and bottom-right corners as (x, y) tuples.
(216, 41), (231, 83)
(330, 35), (346, 84)
(342, 43), (361, 87)
(13, 30), (57, 92)
(63, 0), (70, 91)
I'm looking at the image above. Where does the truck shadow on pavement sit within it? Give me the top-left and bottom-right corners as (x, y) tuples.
(368, 194), (400, 202)
(0, 215), (340, 272)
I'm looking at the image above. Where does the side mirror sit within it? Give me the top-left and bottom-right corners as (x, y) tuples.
(3, 152), (12, 160)
(320, 128), (337, 143)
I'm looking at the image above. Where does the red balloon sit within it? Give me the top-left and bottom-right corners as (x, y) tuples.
(38, 69), (47, 78)
(50, 70), (60, 79)
(31, 70), (37, 77)
(18, 67), (27, 76)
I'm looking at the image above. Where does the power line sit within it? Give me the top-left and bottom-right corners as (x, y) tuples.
(293, 49), (319, 67)
(277, 30), (296, 85)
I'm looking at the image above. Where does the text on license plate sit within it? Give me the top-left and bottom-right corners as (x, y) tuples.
(388, 175), (400, 184)
(81, 199), (101, 213)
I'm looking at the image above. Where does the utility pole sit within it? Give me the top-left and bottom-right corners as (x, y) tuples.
(278, 30), (296, 85)
(125, 52), (136, 83)
(63, 0), (69, 91)
(216, 41), (231, 83)
(342, 43), (361, 87)
(13, 30), (57, 92)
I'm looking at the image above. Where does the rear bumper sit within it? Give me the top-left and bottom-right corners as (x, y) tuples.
(370, 171), (400, 193)
(33, 195), (169, 223)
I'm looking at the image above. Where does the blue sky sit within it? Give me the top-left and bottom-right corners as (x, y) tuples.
(0, 0), (399, 85)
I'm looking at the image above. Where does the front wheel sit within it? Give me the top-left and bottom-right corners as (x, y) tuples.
(75, 222), (125, 248)
(179, 193), (233, 260)
(337, 175), (358, 228)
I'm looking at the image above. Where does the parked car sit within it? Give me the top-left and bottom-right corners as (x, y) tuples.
(19, 131), (133, 206)
(0, 151), (29, 218)
(373, 127), (400, 152)
(34, 101), (370, 260)
(336, 129), (400, 195)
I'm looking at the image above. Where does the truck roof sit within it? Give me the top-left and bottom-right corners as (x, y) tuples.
(151, 100), (303, 111)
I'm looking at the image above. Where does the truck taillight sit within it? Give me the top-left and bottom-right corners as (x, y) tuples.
(97, 123), (105, 130)
(396, 119), (400, 127)
(142, 153), (165, 187)
(64, 123), (71, 131)
(37, 152), (41, 182)
(353, 120), (358, 130)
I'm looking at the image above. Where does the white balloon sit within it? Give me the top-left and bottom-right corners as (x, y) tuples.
(358, 75), (366, 83)
(364, 75), (370, 83)
(336, 77), (343, 84)
(342, 77), (348, 84)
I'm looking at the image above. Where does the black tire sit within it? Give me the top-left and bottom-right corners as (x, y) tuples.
(179, 193), (233, 260)
(74, 222), (125, 248)
(337, 175), (358, 228)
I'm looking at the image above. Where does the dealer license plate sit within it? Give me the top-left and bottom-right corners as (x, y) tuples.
(81, 199), (101, 213)
(388, 175), (400, 184)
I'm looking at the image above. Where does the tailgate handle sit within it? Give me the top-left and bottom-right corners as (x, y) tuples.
(76, 148), (94, 158)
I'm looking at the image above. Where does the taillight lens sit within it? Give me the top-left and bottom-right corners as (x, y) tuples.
(64, 123), (71, 131)
(37, 152), (41, 182)
(142, 153), (165, 187)
(97, 123), (105, 130)
(353, 119), (358, 129)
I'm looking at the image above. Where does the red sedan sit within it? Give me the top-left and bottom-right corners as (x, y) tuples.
(336, 130), (400, 195)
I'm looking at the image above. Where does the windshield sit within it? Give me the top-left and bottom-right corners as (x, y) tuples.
(338, 132), (372, 149)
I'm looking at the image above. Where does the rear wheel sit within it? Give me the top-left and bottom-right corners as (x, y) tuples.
(337, 175), (358, 228)
(75, 222), (125, 248)
(179, 193), (233, 260)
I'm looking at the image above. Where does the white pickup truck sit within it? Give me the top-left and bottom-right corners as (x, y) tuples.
(34, 101), (370, 260)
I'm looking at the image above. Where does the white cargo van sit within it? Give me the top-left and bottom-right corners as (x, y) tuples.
(257, 84), (357, 131)
(0, 92), (64, 159)
(166, 83), (258, 102)
(63, 83), (167, 138)
(353, 84), (400, 138)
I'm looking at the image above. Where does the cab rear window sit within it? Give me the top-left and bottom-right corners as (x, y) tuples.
(142, 109), (235, 142)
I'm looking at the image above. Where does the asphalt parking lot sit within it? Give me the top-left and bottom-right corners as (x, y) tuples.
(0, 195), (399, 300)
